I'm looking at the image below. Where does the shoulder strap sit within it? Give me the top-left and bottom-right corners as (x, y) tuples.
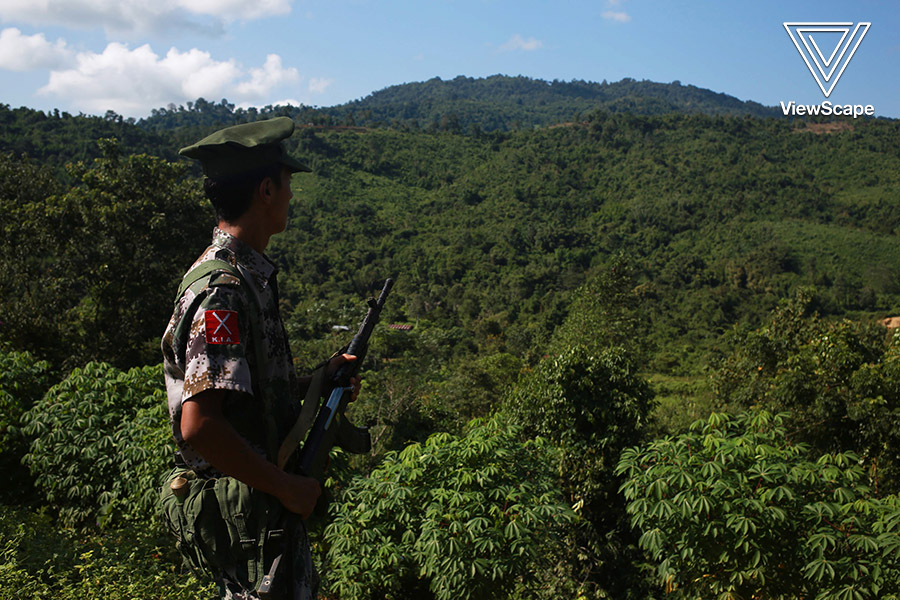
(175, 259), (281, 464)
(176, 259), (240, 301)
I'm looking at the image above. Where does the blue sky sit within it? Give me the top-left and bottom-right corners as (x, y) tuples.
(0, 0), (897, 119)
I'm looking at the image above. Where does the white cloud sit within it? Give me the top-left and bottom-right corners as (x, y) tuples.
(235, 54), (299, 98)
(38, 43), (301, 117)
(602, 10), (631, 23)
(500, 34), (544, 52)
(0, 27), (73, 71)
(270, 98), (302, 107)
(308, 77), (333, 94)
(0, 0), (292, 36)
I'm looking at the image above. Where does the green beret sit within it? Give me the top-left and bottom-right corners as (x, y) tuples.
(178, 116), (311, 178)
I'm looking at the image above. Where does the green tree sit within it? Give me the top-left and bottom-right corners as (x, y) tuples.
(550, 257), (647, 360)
(0, 346), (52, 504)
(0, 141), (211, 369)
(503, 345), (656, 599)
(53, 140), (212, 367)
(0, 153), (62, 363)
(711, 288), (900, 492)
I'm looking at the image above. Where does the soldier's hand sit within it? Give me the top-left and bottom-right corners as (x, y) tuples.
(326, 353), (362, 401)
(348, 373), (362, 402)
(276, 473), (322, 520)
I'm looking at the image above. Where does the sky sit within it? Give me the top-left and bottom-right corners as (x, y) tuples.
(0, 0), (897, 119)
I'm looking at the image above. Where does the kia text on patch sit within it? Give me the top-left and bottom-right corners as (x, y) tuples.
(205, 310), (241, 344)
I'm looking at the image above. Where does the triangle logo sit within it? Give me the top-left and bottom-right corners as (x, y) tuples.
(783, 22), (870, 98)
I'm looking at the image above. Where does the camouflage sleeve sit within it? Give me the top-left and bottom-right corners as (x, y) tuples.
(181, 284), (254, 402)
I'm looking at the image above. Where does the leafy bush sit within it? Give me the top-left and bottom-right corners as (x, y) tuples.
(324, 417), (573, 600)
(21, 362), (173, 527)
(617, 410), (900, 599)
(712, 288), (900, 491)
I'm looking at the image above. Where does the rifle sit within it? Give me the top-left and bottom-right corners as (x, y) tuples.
(259, 278), (393, 598)
(276, 278), (394, 481)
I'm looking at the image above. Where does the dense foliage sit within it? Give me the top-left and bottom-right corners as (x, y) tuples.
(549, 257), (648, 359)
(0, 347), (51, 504)
(21, 362), (172, 528)
(272, 112), (900, 378)
(5, 93), (900, 377)
(618, 410), (900, 599)
(0, 104), (174, 174)
(0, 142), (211, 369)
(503, 345), (655, 598)
(325, 417), (573, 600)
(712, 289), (900, 492)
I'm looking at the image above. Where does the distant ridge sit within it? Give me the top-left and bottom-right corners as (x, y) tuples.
(0, 74), (795, 171)
(326, 74), (780, 129)
(134, 74), (782, 134)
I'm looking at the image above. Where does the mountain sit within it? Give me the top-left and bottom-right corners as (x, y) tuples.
(318, 74), (781, 130)
(0, 74), (777, 172)
(132, 75), (782, 135)
(273, 111), (900, 376)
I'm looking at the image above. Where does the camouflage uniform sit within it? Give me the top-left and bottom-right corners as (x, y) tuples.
(162, 226), (317, 600)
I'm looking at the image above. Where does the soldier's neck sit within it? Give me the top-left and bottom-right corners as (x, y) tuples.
(218, 220), (271, 255)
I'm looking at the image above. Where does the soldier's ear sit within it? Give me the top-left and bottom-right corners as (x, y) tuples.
(257, 176), (275, 202)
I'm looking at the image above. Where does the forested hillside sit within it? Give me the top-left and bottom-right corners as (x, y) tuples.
(321, 74), (781, 129)
(134, 75), (781, 136)
(0, 104), (175, 173)
(2, 85), (900, 599)
(274, 113), (900, 372)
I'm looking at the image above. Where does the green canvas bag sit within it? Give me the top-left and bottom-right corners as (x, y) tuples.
(159, 467), (289, 593)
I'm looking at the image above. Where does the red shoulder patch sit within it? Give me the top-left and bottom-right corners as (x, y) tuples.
(205, 310), (241, 345)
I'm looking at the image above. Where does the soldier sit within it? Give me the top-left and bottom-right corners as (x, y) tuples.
(159, 117), (358, 599)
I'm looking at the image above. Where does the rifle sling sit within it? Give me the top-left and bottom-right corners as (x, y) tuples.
(277, 365), (327, 470)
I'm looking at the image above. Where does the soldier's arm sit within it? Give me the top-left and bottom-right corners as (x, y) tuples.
(181, 389), (321, 519)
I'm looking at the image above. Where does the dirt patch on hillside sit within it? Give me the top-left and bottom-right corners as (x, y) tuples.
(794, 122), (854, 134)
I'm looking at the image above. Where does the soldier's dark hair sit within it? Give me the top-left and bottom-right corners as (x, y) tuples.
(204, 163), (284, 223)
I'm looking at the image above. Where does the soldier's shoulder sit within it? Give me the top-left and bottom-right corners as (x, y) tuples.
(184, 249), (242, 290)
(193, 278), (258, 328)
(208, 270), (242, 288)
(173, 261), (248, 318)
